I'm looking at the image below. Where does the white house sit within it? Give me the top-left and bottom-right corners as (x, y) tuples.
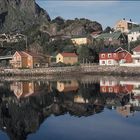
(128, 27), (140, 43)
(132, 45), (140, 64)
(120, 45), (140, 67)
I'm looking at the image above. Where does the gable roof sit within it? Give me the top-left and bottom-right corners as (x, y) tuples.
(23, 51), (41, 57)
(14, 51), (48, 60)
(132, 45), (140, 52)
(16, 51), (28, 57)
(97, 32), (123, 40)
(100, 47), (117, 53)
(129, 26), (140, 33)
(100, 47), (124, 53)
(60, 52), (78, 57)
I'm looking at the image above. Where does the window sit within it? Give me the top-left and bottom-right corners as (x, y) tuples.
(108, 54), (112, 58)
(102, 87), (106, 92)
(59, 57), (61, 60)
(102, 61), (105, 64)
(109, 81), (112, 86)
(102, 80), (105, 85)
(101, 54), (105, 58)
(108, 60), (111, 64)
(113, 53), (116, 57)
(109, 87), (113, 93)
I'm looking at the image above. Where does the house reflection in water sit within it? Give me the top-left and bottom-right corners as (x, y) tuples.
(74, 95), (89, 104)
(57, 80), (79, 93)
(10, 81), (41, 99)
(100, 79), (133, 94)
(100, 79), (140, 117)
(117, 105), (134, 117)
(120, 81), (140, 107)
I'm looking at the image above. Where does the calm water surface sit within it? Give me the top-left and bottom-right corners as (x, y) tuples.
(0, 76), (140, 140)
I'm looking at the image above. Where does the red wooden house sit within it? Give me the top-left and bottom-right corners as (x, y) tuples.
(99, 47), (132, 65)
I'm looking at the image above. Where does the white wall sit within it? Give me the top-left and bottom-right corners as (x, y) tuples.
(128, 31), (140, 43)
(120, 63), (140, 67)
(99, 59), (118, 65)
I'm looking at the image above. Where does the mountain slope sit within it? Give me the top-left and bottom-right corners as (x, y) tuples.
(0, 0), (50, 33)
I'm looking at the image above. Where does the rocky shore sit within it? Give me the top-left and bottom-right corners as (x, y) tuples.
(0, 65), (140, 77)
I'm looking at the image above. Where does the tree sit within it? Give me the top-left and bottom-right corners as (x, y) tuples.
(77, 46), (95, 63)
(103, 26), (114, 33)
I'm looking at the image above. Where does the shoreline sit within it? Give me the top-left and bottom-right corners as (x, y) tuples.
(1, 74), (140, 83)
(1, 65), (140, 77)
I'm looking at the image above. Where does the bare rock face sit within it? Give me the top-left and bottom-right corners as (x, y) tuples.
(0, 0), (50, 33)
(43, 18), (103, 36)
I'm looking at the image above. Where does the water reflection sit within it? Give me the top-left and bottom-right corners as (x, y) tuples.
(57, 80), (79, 92)
(10, 81), (43, 99)
(0, 77), (140, 140)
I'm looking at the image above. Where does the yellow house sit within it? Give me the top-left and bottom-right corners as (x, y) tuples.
(57, 80), (79, 92)
(56, 52), (78, 65)
(10, 51), (50, 68)
(71, 36), (89, 46)
(114, 19), (138, 33)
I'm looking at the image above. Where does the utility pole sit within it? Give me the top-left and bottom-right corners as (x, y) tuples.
(25, 36), (28, 51)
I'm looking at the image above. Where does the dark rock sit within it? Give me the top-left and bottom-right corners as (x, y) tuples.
(0, 0), (50, 33)
(42, 18), (103, 36)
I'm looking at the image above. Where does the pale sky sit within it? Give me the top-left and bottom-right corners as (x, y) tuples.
(36, 0), (140, 29)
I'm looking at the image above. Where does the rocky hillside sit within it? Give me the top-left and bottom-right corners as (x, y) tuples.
(41, 17), (103, 36)
(0, 0), (102, 35)
(0, 0), (103, 57)
(0, 0), (51, 33)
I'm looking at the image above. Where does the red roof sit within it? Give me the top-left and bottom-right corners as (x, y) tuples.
(60, 52), (77, 57)
(132, 45), (140, 52)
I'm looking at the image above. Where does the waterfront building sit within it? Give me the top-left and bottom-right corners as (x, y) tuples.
(10, 51), (50, 68)
(132, 45), (140, 64)
(56, 52), (78, 65)
(120, 45), (140, 67)
(99, 47), (132, 65)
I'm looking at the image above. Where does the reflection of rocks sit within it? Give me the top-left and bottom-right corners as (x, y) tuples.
(0, 80), (140, 140)
(0, 83), (105, 140)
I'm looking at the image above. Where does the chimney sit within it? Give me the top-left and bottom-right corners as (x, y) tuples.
(123, 18), (125, 20)
(130, 19), (132, 22)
